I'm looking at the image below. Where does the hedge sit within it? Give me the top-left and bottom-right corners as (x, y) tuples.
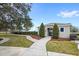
(11, 31), (38, 35)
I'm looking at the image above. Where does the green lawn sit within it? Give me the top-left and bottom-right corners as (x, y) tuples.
(0, 33), (33, 47)
(46, 40), (79, 55)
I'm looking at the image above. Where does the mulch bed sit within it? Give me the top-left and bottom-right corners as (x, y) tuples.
(51, 38), (71, 41)
(0, 38), (3, 41)
(31, 35), (41, 40)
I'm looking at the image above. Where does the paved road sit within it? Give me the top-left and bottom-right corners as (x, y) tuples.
(0, 46), (27, 56)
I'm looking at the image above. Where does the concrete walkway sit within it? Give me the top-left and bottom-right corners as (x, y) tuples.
(19, 36), (51, 56)
(47, 51), (73, 56)
(0, 38), (9, 44)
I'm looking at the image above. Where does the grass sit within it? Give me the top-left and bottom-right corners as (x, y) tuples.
(0, 33), (33, 47)
(46, 40), (79, 55)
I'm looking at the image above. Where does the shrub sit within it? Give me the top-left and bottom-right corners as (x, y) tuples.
(39, 23), (45, 37)
(53, 24), (59, 39)
(70, 34), (77, 40)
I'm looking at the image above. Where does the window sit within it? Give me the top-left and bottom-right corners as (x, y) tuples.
(60, 28), (64, 32)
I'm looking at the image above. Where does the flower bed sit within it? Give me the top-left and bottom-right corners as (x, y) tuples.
(31, 35), (41, 40)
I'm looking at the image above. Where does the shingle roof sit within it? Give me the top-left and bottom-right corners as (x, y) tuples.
(45, 23), (71, 26)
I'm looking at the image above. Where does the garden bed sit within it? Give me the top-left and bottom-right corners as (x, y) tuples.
(31, 35), (41, 40)
(51, 38), (70, 41)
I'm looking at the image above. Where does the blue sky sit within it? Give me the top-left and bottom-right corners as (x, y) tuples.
(29, 3), (79, 31)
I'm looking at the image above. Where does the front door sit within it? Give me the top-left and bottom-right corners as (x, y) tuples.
(47, 28), (53, 36)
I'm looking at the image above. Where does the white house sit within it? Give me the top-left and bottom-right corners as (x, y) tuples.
(44, 23), (71, 38)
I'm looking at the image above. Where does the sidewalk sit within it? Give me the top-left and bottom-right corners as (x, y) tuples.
(48, 51), (73, 56)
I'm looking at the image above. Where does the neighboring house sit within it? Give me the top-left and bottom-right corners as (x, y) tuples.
(39, 23), (71, 38)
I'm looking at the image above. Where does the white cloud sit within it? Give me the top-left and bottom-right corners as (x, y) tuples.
(57, 10), (79, 18)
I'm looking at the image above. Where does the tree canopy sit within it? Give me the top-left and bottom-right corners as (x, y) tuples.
(0, 3), (33, 32)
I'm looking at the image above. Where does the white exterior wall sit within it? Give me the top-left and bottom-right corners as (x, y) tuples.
(44, 24), (70, 38)
(59, 26), (70, 38)
(45, 26), (48, 36)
